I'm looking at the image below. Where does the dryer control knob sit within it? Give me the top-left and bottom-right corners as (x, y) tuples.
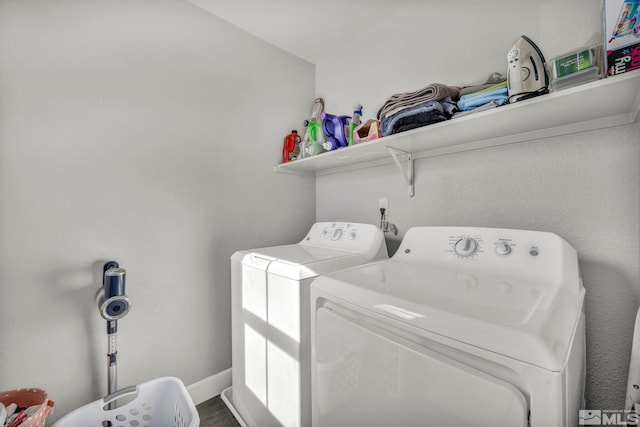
(496, 242), (512, 256)
(331, 228), (343, 241)
(454, 237), (478, 257)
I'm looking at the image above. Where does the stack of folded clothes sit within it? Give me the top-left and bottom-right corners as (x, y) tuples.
(454, 73), (508, 118)
(377, 83), (460, 136)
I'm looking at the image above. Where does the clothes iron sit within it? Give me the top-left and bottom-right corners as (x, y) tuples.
(507, 35), (549, 102)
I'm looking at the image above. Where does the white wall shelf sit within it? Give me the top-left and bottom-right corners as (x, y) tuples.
(274, 70), (640, 183)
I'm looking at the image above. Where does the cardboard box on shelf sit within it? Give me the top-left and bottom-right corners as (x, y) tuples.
(604, 0), (640, 75)
(353, 119), (382, 144)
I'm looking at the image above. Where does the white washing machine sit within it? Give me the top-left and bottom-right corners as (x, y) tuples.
(223, 222), (388, 427)
(311, 226), (585, 427)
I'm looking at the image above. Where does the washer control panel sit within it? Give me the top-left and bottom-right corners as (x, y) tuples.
(396, 226), (578, 285)
(301, 222), (388, 260)
(447, 232), (539, 261)
(318, 223), (357, 241)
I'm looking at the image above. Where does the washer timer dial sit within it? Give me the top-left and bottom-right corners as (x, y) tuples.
(454, 237), (479, 257)
(331, 228), (343, 241)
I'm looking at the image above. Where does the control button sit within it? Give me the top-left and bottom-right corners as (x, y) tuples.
(320, 230), (328, 237)
(331, 228), (343, 241)
(454, 237), (479, 257)
(529, 248), (539, 257)
(348, 232), (356, 240)
(495, 242), (512, 256)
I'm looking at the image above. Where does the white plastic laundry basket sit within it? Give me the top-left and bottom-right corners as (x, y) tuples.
(52, 377), (199, 427)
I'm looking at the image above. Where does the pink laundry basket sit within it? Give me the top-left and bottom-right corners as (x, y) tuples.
(0, 388), (55, 427)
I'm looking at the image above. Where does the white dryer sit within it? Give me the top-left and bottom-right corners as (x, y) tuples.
(224, 222), (388, 427)
(311, 226), (585, 427)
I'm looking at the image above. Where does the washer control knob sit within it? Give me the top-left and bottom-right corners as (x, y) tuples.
(454, 237), (478, 257)
(496, 242), (512, 256)
(348, 231), (356, 240)
(331, 228), (343, 241)
(320, 230), (328, 237)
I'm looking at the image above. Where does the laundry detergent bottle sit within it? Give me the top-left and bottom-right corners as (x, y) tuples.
(282, 130), (301, 163)
(304, 120), (326, 157)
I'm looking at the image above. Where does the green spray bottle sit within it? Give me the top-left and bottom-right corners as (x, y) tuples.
(348, 104), (363, 146)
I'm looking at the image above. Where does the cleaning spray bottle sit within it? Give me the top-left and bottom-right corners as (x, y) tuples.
(348, 104), (363, 146)
(301, 97), (326, 158)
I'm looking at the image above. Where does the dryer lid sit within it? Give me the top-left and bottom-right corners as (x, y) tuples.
(313, 259), (584, 372)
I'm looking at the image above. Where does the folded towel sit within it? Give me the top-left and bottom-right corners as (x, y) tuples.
(386, 110), (448, 135)
(459, 72), (506, 96)
(458, 95), (508, 111)
(381, 100), (442, 136)
(464, 81), (507, 96)
(377, 83), (460, 120)
(459, 85), (507, 101)
(381, 98), (457, 136)
(457, 86), (508, 111)
(452, 101), (500, 118)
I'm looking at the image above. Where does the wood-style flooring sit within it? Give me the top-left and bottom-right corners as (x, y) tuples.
(197, 395), (242, 427)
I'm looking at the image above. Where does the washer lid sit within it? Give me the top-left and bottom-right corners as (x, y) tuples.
(239, 244), (356, 265)
(312, 259), (584, 371)
(235, 244), (368, 280)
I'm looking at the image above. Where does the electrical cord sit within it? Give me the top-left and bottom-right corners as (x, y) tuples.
(507, 86), (549, 104)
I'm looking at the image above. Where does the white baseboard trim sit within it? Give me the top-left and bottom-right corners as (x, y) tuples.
(187, 368), (232, 405)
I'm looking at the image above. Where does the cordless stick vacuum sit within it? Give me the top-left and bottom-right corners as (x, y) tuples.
(96, 261), (131, 408)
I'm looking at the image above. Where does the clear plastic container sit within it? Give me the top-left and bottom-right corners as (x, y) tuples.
(550, 45), (604, 91)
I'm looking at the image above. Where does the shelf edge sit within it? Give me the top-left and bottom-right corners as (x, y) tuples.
(273, 71), (640, 176)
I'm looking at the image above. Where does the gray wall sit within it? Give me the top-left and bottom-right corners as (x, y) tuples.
(315, 0), (640, 411)
(1, 0), (637, 421)
(0, 0), (315, 422)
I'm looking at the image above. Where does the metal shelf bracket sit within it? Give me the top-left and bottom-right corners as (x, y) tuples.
(387, 147), (414, 197)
